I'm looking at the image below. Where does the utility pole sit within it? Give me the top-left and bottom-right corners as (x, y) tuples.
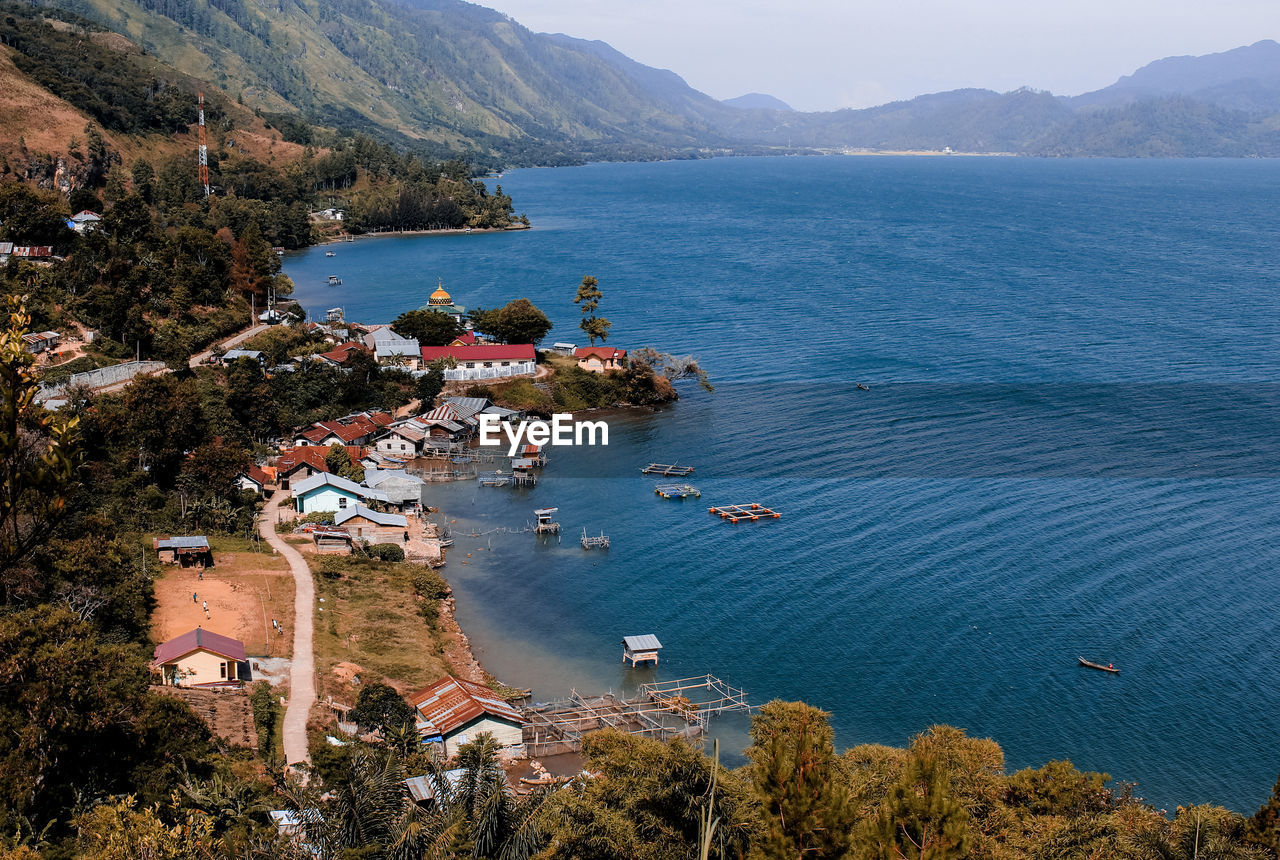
(197, 93), (210, 198)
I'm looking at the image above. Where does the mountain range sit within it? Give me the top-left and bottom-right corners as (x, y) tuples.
(17, 0), (1280, 160)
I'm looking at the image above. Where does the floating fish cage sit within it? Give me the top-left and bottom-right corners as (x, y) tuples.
(708, 503), (781, 523)
(641, 463), (695, 477)
(655, 483), (700, 499)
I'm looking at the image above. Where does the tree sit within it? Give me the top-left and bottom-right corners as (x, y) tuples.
(748, 700), (857, 859)
(325, 443), (363, 483)
(1248, 775), (1280, 855)
(348, 682), (415, 735)
(415, 366), (445, 408)
(540, 728), (756, 860)
(857, 751), (971, 860)
(469, 298), (553, 346)
(391, 308), (462, 346)
(0, 296), (79, 577)
(574, 276), (612, 346)
(130, 158), (155, 204)
(631, 347), (714, 392)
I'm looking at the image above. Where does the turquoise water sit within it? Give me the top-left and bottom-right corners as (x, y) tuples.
(286, 156), (1280, 811)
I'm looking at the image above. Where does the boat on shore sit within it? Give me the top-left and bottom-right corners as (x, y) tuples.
(1078, 657), (1119, 674)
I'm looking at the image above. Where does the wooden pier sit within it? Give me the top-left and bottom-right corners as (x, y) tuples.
(534, 507), (560, 535)
(581, 528), (610, 550)
(655, 483), (700, 499)
(708, 503), (781, 523)
(641, 462), (695, 477)
(522, 674), (750, 758)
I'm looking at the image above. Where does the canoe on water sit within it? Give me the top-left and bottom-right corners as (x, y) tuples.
(1078, 657), (1119, 674)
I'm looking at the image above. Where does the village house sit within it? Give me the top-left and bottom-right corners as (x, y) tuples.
(293, 412), (393, 447)
(377, 423), (429, 458)
(236, 465), (273, 496)
(419, 344), (537, 382)
(275, 447), (330, 490)
(408, 675), (528, 757)
(222, 349), (266, 365)
(292, 472), (387, 514)
(363, 468), (428, 510)
(154, 536), (213, 567)
(152, 627), (250, 687)
(574, 346), (627, 373)
(363, 327), (422, 369)
(21, 330), (61, 354)
(314, 341), (370, 367)
(335, 505), (409, 545)
(69, 210), (101, 234)
(312, 526), (354, 554)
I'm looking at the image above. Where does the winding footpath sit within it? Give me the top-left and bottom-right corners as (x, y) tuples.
(258, 492), (315, 767)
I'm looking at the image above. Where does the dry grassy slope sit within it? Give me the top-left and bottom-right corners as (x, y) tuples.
(0, 35), (313, 174)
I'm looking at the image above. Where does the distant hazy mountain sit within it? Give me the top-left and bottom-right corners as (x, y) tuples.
(22, 0), (1280, 158)
(722, 93), (793, 111)
(1071, 40), (1280, 114)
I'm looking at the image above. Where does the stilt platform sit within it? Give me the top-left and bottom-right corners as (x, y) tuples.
(708, 503), (781, 523)
(655, 483), (700, 499)
(534, 507), (560, 535)
(478, 470), (537, 488)
(641, 463), (695, 476)
(581, 528), (610, 550)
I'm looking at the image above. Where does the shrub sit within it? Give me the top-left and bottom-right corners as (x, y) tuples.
(368, 543), (404, 562)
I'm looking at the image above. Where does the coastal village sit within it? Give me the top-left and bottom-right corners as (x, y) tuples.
(94, 276), (751, 829)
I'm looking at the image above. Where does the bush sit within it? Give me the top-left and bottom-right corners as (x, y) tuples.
(368, 543), (404, 562)
(249, 681), (280, 760)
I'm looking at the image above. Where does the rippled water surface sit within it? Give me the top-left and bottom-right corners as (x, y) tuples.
(287, 156), (1280, 811)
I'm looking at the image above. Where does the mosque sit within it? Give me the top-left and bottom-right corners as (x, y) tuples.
(422, 280), (467, 325)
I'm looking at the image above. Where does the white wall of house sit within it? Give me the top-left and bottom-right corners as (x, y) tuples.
(443, 716), (525, 757)
(443, 360), (536, 381)
(377, 436), (422, 457)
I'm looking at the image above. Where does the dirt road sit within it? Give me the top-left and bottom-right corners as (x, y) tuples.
(258, 493), (315, 767)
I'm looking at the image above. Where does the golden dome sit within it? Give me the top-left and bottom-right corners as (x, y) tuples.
(428, 280), (453, 306)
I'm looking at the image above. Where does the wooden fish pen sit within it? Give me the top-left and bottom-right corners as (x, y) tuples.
(522, 675), (750, 758)
(478, 470), (537, 488)
(641, 463), (695, 476)
(708, 503), (781, 522)
(655, 483), (700, 499)
(581, 528), (610, 550)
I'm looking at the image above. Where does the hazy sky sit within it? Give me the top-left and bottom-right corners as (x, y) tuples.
(472, 0), (1278, 111)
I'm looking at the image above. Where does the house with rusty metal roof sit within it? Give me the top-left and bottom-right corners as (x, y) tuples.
(408, 675), (527, 757)
(152, 627), (249, 687)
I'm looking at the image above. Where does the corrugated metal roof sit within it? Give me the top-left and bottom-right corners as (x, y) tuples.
(291, 472), (368, 497)
(334, 505), (407, 527)
(443, 396), (491, 420)
(622, 634), (663, 651)
(153, 627), (245, 664)
(403, 769), (465, 803)
(408, 675), (526, 735)
(156, 536), (210, 550)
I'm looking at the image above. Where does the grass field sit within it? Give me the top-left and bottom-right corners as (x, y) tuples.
(312, 556), (451, 703)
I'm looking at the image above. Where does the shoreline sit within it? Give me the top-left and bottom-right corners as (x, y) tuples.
(318, 224), (530, 245)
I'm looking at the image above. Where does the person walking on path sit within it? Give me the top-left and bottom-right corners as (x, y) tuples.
(193, 592), (198, 603)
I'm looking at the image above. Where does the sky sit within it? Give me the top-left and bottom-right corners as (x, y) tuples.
(471, 0), (1278, 111)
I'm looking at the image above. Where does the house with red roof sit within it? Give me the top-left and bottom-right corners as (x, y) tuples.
(236, 465), (273, 496)
(152, 627), (249, 687)
(408, 675), (527, 756)
(316, 341), (370, 366)
(275, 447), (330, 490)
(419, 343), (536, 382)
(293, 411), (392, 448)
(574, 346), (627, 373)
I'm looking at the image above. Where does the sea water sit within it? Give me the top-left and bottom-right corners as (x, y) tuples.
(285, 156), (1280, 811)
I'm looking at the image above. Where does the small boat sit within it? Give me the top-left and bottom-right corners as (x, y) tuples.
(857, 383), (869, 391)
(1078, 657), (1119, 674)
(327, 275), (342, 285)
(325, 251), (336, 257)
